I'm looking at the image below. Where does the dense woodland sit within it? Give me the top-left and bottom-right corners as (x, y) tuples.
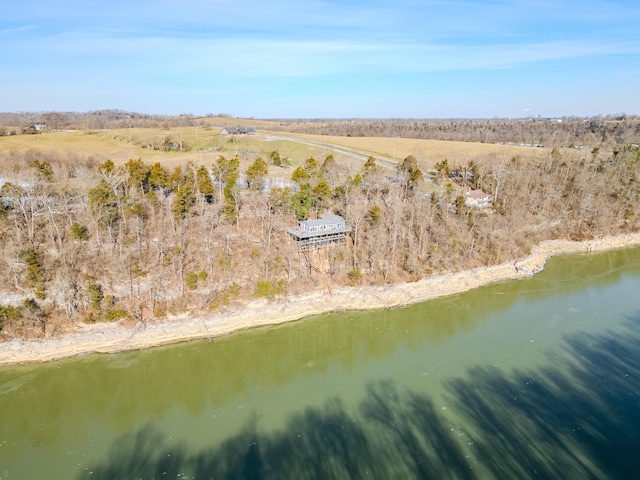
(287, 116), (640, 147)
(1, 116), (640, 339)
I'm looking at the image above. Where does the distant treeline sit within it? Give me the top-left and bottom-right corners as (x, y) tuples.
(0, 110), (216, 134)
(280, 116), (640, 148)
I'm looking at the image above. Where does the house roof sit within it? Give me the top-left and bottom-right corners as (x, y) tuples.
(221, 127), (256, 134)
(287, 214), (351, 239)
(301, 214), (345, 227)
(464, 189), (489, 199)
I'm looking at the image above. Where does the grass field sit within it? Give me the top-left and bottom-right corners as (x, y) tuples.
(0, 125), (556, 178)
(274, 132), (553, 168)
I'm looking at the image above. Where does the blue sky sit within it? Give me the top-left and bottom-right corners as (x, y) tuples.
(2, 0), (639, 118)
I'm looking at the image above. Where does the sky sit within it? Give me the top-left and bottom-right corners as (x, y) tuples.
(2, 0), (639, 118)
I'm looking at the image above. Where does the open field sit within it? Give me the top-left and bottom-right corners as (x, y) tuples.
(0, 128), (220, 166)
(275, 132), (553, 168)
(0, 125), (558, 177)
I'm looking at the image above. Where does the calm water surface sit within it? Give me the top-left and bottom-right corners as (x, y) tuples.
(1, 247), (640, 479)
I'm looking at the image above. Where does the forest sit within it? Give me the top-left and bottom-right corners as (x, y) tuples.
(286, 116), (640, 148)
(0, 116), (639, 339)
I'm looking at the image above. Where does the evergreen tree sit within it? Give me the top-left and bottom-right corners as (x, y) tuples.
(291, 166), (309, 186)
(123, 158), (150, 196)
(398, 155), (423, 190)
(269, 150), (282, 166)
(246, 157), (269, 191)
(313, 179), (332, 214)
(172, 181), (195, 221)
(196, 165), (215, 202)
(215, 157), (240, 223)
(149, 162), (170, 190)
(292, 184), (315, 220)
(88, 180), (119, 227)
(304, 156), (319, 178)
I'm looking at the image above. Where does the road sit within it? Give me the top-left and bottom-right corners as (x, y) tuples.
(264, 134), (399, 170)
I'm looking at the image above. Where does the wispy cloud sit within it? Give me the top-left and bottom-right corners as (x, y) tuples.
(1, 0), (639, 116)
(0, 25), (35, 36)
(10, 26), (638, 78)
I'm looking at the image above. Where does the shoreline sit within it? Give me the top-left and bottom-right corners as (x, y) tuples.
(1, 232), (640, 367)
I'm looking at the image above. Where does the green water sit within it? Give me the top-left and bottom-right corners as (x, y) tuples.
(2, 247), (640, 479)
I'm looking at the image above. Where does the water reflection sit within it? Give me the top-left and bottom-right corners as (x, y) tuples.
(81, 313), (640, 479)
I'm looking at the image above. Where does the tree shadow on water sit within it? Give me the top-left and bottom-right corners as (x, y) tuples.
(81, 313), (640, 479)
(81, 385), (475, 479)
(447, 312), (640, 479)
(80, 425), (190, 479)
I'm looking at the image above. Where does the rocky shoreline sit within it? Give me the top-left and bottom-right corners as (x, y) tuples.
(1, 232), (640, 366)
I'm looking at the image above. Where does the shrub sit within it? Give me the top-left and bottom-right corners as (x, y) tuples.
(131, 267), (148, 278)
(19, 249), (42, 285)
(70, 222), (89, 240)
(255, 280), (275, 299)
(347, 270), (362, 286)
(254, 279), (287, 300)
(186, 270), (208, 290)
(34, 285), (46, 300)
(105, 309), (129, 322)
(87, 283), (104, 311)
(185, 272), (199, 290)
(153, 302), (167, 318)
(218, 253), (232, 271)
(0, 305), (22, 331)
(228, 282), (241, 298)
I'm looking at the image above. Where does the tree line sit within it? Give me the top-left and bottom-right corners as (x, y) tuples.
(280, 116), (640, 148)
(0, 110), (205, 135)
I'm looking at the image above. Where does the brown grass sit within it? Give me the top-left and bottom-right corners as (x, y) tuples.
(0, 128), (225, 166)
(0, 126), (558, 177)
(272, 132), (554, 169)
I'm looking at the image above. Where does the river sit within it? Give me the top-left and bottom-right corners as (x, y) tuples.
(1, 246), (640, 479)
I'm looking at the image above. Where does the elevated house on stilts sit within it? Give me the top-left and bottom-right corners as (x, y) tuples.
(287, 214), (351, 275)
(287, 214), (351, 250)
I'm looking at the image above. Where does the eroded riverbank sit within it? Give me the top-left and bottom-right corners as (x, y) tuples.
(1, 232), (640, 366)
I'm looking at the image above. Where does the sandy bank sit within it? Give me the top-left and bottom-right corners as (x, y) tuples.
(2, 232), (640, 366)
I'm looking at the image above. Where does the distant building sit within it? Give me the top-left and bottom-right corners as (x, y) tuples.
(464, 189), (491, 208)
(287, 214), (351, 250)
(220, 127), (256, 136)
(23, 123), (47, 134)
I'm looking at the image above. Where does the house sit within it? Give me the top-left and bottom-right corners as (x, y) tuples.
(464, 189), (491, 208)
(287, 214), (351, 250)
(296, 215), (347, 234)
(220, 127), (256, 136)
(23, 123), (47, 134)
